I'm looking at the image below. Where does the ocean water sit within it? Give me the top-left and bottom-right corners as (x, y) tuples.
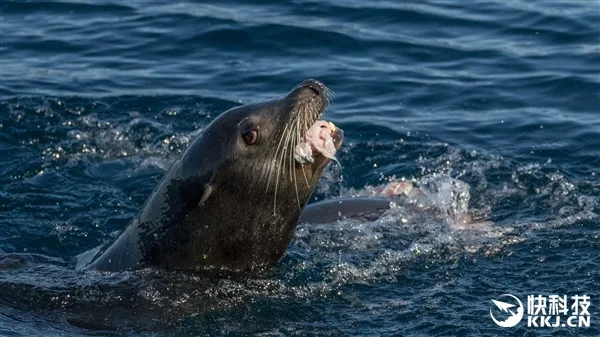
(1, 0), (599, 336)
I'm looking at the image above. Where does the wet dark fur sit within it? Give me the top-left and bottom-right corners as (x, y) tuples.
(79, 79), (342, 273)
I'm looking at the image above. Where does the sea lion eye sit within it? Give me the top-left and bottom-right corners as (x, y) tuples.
(242, 129), (258, 145)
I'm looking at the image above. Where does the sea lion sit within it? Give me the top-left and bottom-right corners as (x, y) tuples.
(77, 79), (343, 273)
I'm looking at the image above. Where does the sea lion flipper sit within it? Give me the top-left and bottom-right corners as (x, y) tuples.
(299, 198), (391, 224)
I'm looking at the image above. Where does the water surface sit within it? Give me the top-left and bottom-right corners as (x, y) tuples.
(1, 0), (599, 336)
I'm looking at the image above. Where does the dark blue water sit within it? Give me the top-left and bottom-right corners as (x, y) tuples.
(1, 1), (599, 336)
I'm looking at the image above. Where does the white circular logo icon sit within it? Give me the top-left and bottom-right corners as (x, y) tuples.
(490, 294), (524, 328)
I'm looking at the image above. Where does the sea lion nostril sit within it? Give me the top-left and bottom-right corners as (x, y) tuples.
(309, 86), (320, 96)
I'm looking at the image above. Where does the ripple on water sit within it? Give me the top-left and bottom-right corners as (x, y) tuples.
(1, 0), (599, 335)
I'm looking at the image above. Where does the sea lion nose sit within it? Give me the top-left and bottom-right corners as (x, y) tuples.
(311, 79), (325, 92)
(300, 79), (326, 96)
(289, 79), (329, 105)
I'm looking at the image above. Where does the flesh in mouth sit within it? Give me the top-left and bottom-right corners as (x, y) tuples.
(294, 120), (339, 164)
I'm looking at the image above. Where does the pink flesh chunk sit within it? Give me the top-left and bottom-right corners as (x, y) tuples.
(294, 120), (338, 164)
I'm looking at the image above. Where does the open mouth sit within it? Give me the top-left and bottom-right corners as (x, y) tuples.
(294, 120), (343, 164)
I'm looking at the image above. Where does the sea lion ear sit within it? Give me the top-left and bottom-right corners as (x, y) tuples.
(198, 184), (213, 207)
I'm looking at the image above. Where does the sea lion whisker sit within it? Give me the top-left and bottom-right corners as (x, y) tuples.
(295, 105), (311, 188)
(269, 115), (294, 190)
(271, 117), (294, 215)
(292, 117), (302, 210)
(274, 116), (296, 214)
(301, 163), (310, 187)
(283, 115), (297, 172)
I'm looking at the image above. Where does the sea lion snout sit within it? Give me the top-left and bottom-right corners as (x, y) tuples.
(287, 79), (329, 108)
(299, 78), (326, 96)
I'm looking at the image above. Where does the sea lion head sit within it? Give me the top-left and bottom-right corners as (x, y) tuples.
(149, 79), (343, 273)
(222, 78), (343, 206)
